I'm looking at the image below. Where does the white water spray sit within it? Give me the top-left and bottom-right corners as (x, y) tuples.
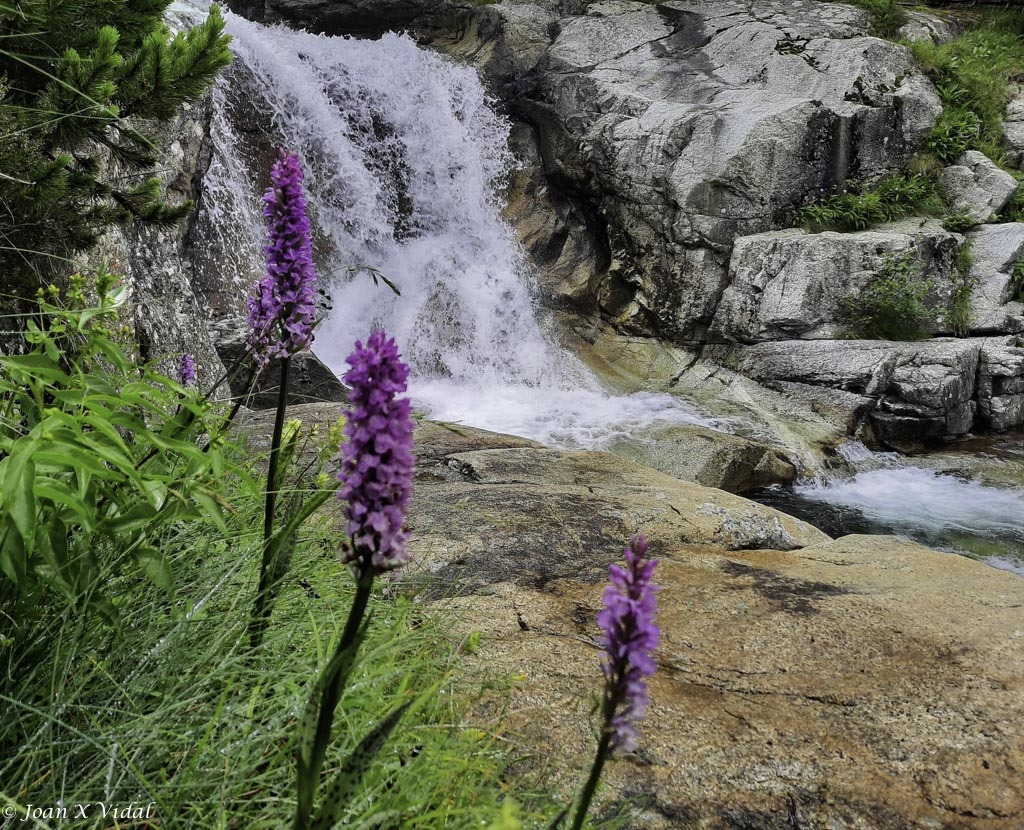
(791, 441), (1024, 574)
(198, 13), (710, 447)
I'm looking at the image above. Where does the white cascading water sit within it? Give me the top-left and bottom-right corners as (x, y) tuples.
(197, 13), (712, 447)
(791, 441), (1024, 574)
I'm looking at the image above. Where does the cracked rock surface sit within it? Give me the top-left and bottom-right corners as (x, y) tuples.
(241, 405), (1024, 828)
(444, 533), (1024, 828)
(457, 0), (941, 342)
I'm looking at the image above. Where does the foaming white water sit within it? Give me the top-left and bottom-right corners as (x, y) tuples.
(414, 383), (711, 449)
(796, 466), (1024, 539)
(199, 12), (711, 446)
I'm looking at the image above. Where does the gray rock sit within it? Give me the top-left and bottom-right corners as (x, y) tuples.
(712, 222), (963, 342)
(896, 10), (961, 44)
(213, 316), (347, 409)
(89, 94), (228, 392)
(965, 222), (1024, 334)
(606, 423), (797, 493)
(977, 337), (1024, 432)
(704, 338), (1007, 449)
(457, 0), (942, 343)
(938, 150), (1019, 225)
(1003, 83), (1024, 169)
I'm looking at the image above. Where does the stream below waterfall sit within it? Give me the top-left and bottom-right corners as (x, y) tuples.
(194, 10), (1024, 575)
(753, 438), (1024, 576)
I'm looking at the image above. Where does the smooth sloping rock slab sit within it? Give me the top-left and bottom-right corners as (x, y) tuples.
(606, 423), (797, 493)
(444, 535), (1024, 828)
(406, 443), (827, 594)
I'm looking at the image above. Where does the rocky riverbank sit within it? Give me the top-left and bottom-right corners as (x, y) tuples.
(241, 402), (1024, 829)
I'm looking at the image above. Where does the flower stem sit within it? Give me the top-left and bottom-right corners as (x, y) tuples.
(250, 355), (291, 650)
(568, 728), (613, 830)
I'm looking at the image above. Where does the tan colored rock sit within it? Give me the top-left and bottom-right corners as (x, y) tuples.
(444, 535), (1024, 829)
(406, 442), (826, 595)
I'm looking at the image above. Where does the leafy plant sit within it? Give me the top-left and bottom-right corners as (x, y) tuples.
(796, 173), (944, 232)
(847, 0), (908, 39)
(1011, 258), (1024, 303)
(948, 239), (976, 337)
(0, 274), (236, 630)
(909, 13), (1024, 165)
(942, 208), (979, 233)
(841, 252), (935, 340)
(0, 0), (232, 296)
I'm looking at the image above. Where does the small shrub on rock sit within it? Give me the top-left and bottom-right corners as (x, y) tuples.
(841, 253), (935, 340)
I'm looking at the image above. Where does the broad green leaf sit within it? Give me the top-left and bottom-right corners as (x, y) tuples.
(0, 353), (69, 384)
(102, 501), (158, 534)
(2, 441), (39, 554)
(0, 528), (27, 585)
(33, 476), (95, 531)
(141, 478), (168, 510)
(191, 489), (228, 534)
(136, 546), (174, 593)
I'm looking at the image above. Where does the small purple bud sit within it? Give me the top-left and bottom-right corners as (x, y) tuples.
(247, 149), (318, 366)
(597, 533), (660, 754)
(178, 353), (196, 387)
(337, 330), (415, 574)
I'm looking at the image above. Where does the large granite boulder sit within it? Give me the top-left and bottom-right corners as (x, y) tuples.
(978, 338), (1024, 432)
(711, 221), (964, 342)
(938, 150), (1019, 225)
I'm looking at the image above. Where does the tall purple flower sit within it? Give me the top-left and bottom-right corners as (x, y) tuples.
(178, 353), (196, 387)
(247, 149), (317, 366)
(337, 330), (415, 573)
(597, 533), (660, 754)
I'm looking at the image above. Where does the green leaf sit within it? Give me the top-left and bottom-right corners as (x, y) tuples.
(2, 441), (39, 554)
(101, 500), (157, 534)
(33, 476), (95, 531)
(310, 703), (411, 830)
(191, 489), (228, 534)
(0, 353), (69, 384)
(136, 545), (173, 593)
(0, 528), (28, 585)
(140, 478), (168, 510)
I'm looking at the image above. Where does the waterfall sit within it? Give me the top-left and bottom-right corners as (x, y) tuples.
(194, 11), (711, 447)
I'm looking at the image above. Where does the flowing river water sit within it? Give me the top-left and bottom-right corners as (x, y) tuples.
(190, 9), (1024, 574)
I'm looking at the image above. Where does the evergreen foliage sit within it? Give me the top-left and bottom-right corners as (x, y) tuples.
(0, 0), (232, 295)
